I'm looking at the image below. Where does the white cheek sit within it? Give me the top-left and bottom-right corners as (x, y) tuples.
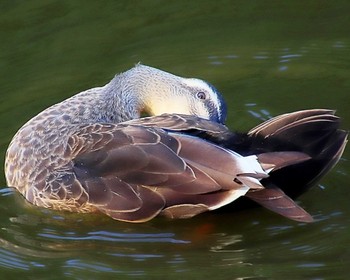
(149, 97), (210, 119)
(148, 97), (193, 116)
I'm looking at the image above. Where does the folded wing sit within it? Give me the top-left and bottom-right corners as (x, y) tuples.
(62, 116), (309, 222)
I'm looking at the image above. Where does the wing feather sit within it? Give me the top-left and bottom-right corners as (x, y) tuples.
(63, 118), (272, 222)
(48, 112), (331, 223)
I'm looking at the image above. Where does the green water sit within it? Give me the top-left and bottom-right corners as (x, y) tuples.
(1, 1), (350, 279)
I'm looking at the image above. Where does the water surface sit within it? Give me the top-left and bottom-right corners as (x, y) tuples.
(1, 1), (350, 279)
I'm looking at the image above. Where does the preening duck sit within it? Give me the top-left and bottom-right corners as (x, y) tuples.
(5, 64), (347, 223)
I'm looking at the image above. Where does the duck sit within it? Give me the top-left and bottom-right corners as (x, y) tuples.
(4, 64), (348, 223)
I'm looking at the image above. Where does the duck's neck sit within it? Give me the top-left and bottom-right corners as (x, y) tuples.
(56, 66), (163, 125)
(27, 64), (184, 129)
(32, 76), (146, 129)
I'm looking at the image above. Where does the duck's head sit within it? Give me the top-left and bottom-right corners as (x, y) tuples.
(116, 64), (227, 124)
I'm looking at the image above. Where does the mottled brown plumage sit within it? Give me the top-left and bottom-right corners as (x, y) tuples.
(4, 65), (347, 223)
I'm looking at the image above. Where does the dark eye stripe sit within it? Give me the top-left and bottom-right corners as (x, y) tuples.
(205, 82), (227, 124)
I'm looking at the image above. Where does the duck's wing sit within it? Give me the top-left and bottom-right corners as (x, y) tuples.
(63, 122), (264, 222)
(125, 114), (320, 222)
(123, 113), (231, 139)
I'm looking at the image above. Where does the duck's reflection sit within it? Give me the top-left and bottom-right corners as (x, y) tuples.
(0, 189), (251, 277)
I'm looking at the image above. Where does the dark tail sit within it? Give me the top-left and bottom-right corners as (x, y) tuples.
(220, 109), (348, 222)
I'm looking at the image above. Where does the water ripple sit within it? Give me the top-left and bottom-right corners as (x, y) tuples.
(38, 230), (189, 244)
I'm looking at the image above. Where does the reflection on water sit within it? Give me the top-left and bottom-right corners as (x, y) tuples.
(0, 188), (251, 277)
(1, 1), (350, 279)
(1, 184), (350, 278)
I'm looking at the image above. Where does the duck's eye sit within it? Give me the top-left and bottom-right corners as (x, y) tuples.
(196, 92), (206, 100)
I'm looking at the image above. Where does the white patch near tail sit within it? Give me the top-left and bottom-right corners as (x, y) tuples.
(208, 154), (271, 210)
(208, 186), (250, 210)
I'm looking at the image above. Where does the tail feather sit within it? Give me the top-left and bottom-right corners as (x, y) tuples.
(229, 109), (348, 198)
(257, 152), (311, 172)
(248, 109), (336, 137)
(245, 187), (314, 223)
(218, 109), (347, 221)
